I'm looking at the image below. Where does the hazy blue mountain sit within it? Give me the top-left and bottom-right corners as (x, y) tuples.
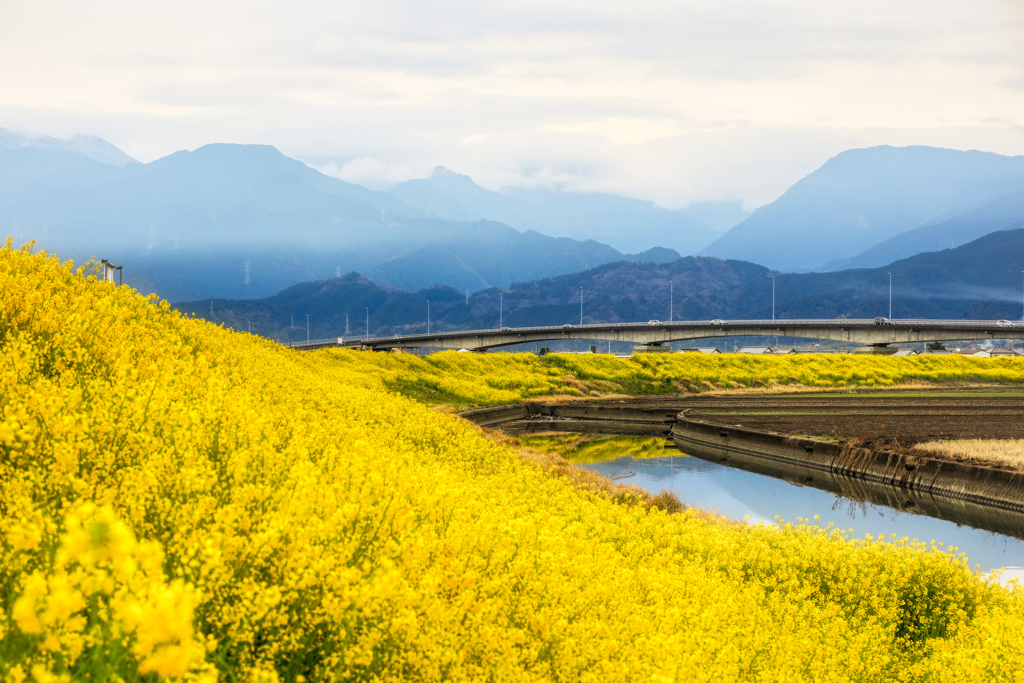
(701, 146), (1024, 272)
(365, 221), (680, 293)
(175, 255), (762, 341)
(710, 227), (1024, 321)
(2, 140), (683, 301)
(0, 127), (137, 166)
(824, 189), (1024, 270)
(389, 178), (480, 221)
(391, 166), (739, 255)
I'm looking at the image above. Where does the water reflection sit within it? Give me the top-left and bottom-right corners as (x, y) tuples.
(578, 450), (1024, 575)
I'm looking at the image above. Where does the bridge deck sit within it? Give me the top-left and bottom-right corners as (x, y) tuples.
(285, 318), (1024, 351)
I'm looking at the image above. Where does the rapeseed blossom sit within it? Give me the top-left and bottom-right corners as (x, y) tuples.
(3, 240), (1024, 682)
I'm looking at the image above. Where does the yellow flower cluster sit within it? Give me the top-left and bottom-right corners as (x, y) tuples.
(315, 347), (1024, 408)
(4, 240), (1024, 682)
(554, 351), (1024, 390)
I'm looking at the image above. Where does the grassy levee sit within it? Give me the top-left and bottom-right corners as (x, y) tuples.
(6, 241), (1024, 681)
(321, 346), (1024, 411)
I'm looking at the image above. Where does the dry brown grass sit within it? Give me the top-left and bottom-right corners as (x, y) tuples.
(913, 439), (1024, 471)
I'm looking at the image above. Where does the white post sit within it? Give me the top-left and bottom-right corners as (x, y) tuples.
(499, 293), (502, 329)
(888, 272), (892, 319)
(306, 315), (309, 343)
(670, 281), (673, 322)
(771, 276), (775, 321)
(580, 287), (583, 325)
(427, 301), (430, 334)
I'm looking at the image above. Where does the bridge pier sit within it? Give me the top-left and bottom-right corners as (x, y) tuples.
(854, 345), (898, 355)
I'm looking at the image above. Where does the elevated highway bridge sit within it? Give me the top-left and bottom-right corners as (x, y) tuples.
(287, 318), (1024, 352)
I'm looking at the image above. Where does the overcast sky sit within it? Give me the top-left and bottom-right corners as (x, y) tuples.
(2, 0), (1023, 208)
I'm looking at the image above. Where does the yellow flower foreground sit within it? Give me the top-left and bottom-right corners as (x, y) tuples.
(3, 242), (1024, 682)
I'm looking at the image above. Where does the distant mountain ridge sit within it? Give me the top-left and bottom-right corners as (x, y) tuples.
(0, 134), (685, 301)
(391, 166), (744, 256)
(0, 127), (138, 166)
(177, 228), (1024, 343)
(175, 255), (767, 341)
(701, 146), (1024, 272)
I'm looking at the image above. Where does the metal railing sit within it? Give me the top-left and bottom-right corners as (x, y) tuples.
(282, 318), (1024, 350)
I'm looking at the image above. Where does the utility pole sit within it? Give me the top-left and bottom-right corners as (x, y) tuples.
(579, 287), (583, 326)
(888, 272), (893, 319)
(670, 281), (673, 322)
(499, 293), (503, 329)
(306, 315), (309, 343)
(366, 308), (369, 338)
(771, 275), (775, 321)
(248, 321), (251, 334)
(345, 313), (349, 335)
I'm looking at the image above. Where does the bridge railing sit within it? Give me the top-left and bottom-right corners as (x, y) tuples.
(302, 318), (1024, 349)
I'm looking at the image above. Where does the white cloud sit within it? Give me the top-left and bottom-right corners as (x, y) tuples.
(1, 0), (1023, 208)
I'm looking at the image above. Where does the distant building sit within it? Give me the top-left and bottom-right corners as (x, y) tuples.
(962, 348), (1018, 358)
(681, 347), (722, 354)
(738, 346), (798, 354)
(738, 346), (774, 354)
(893, 348), (919, 356)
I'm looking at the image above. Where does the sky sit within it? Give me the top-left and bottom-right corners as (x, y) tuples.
(1, 0), (1023, 209)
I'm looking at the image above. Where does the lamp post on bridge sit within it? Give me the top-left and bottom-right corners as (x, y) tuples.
(365, 308), (369, 338)
(499, 292), (502, 329)
(670, 281), (673, 322)
(306, 315), (309, 343)
(579, 287), (583, 326)
(770, 275), (775, 321)
(888, 272), (893, 320)
(427, 300), (431, 335)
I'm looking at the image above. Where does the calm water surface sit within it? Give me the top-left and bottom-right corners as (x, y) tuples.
(580, 451), (1024, 578)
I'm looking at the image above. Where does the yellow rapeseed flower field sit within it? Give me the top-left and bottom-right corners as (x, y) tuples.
(4, 241), (1024, 682)
(313, 341), (1024, 408)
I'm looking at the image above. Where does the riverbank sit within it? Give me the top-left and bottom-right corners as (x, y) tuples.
(461, 392), (1024, 525)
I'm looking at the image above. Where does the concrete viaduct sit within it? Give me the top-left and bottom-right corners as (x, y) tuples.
(287, 318), (1024, 352)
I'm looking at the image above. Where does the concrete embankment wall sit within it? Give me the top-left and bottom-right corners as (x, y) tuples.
(460, 400), (1024, 535)
(672, 419), (1024, 514)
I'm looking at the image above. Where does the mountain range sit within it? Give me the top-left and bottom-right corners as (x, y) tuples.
(390, 166), (744, 255)
(176, 228), (1024, 344)
(702, 146), (1024, 272)
(0, 134), (703, 301)
(8, 128), (1024, 308)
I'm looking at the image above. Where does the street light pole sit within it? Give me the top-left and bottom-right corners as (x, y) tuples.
(770, 275), (775, 321)
(670, 281), (674, 322)
(499, 293), (503, 329)
(888, 272), (893, 320)
(427, 301), (431, 334)
(306, 315), (309, 343)
(365, 308), (369, 338)
(579, 287), (583, 326)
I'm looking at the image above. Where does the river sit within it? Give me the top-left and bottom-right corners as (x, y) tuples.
(573, 444), (1024, 579)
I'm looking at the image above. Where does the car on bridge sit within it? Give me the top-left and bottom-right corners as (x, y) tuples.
(710, 319), (724, 325)
(647, 320), (660, 325)
(874, 317), (892, 325)
(996, 320), (1018, 327)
